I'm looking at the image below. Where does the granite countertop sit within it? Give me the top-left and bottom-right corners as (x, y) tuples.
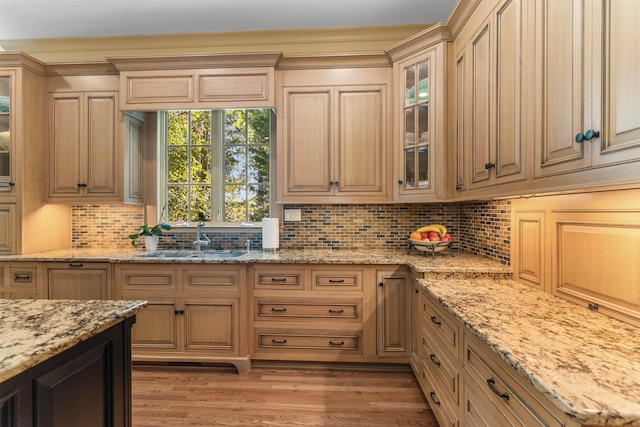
(0, 299), (147, 383)
(0, 248), (511, 275)
(420, 277), (640, 426)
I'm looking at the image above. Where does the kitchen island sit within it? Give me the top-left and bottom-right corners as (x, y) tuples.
(0, 298), (146, 426)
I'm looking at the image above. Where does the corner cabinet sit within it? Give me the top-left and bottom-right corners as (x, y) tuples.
(49, 90), (120, 200)
(390, 41), (447, 202)
(376, 268), (410, 358)
(452, 0), (533, 198)
(276, 66), (391, 203)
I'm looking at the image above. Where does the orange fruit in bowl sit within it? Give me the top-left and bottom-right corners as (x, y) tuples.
(409, 231), (422, 240)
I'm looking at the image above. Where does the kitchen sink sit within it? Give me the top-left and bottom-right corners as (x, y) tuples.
(137, 250), (246, 259)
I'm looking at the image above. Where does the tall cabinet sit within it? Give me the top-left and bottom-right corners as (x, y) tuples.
(0, 53), (71, 255)
(387, 28), (448, 202)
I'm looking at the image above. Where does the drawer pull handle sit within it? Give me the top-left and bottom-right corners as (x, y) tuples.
(271, 339), (287, 344)
(429, 391), (441, 406)
(14, 274), (32, 282)
(429, 354), (441, 367)
(328, 309), (344, 314)
(329, 340), (345, 346)
(271, 277), (288, 282)
(328, 279), (345, 283)
(430, 315), (441, 326)
(271, 307), (287, 312)
(68, 263), (84, 268)
(487, 378), (509, 400)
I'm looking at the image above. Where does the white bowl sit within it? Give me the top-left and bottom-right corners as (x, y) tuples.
(409, 238), (452, 253)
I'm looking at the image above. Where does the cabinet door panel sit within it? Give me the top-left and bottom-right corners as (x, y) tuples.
(86, 93), (117, 195)
(50, 94), (83, 196)
(183, 299), (238, 353)
(282, 88), (332, 195)
(536, 0), (590, 175)
(0, 204), (16, 254)
(598, 0), (640, 165)
(376, 270), (410, 357)
(470, 22), (492, 185)
(47, 265), (109, 300)
(129, 299), (178, 349)
(336, 86), (385, 195)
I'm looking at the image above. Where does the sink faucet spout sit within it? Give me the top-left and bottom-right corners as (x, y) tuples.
(193, 222), (211, 251)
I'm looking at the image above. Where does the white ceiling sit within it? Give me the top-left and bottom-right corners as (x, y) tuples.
(0, 0), (457, 40)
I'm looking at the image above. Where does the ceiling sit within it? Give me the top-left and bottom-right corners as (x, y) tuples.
(0, 0), (457, 41)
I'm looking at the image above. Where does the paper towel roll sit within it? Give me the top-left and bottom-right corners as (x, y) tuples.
(262, 218), (279, 251)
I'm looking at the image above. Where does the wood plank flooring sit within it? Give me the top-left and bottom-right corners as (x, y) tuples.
(131, 365), (439, 426)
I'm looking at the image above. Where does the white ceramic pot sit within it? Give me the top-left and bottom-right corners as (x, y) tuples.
(144, 235), (159, 252)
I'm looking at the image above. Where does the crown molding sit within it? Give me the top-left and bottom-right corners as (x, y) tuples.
(0, 51), (45, 74)
(107, 52), (283, 72)
(277, 52), (391, 70)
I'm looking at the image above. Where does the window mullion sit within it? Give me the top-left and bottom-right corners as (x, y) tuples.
(211, 110), (224, 224)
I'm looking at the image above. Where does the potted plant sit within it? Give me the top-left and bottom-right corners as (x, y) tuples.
(129, 223), (172, 251)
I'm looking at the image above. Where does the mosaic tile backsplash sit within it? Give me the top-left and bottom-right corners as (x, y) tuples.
(71, 200), (512, 264)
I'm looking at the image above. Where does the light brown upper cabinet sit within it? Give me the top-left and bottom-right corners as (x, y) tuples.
(49, 88), (120, 200)
(108, 53), (280, 110)
(453, 0), (533, 197)
(534, 0), (640, 182)
(387, 28), (448, 202)
(277, 67), (391, 203)
(0, 53), (71, 255)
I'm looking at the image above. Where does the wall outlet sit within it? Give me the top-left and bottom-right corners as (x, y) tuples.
(284, 209), (302, 221)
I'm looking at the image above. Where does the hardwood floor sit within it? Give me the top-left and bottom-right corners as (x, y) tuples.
(131, 364), (439, 426)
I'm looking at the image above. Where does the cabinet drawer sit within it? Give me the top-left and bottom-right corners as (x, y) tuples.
(183, 267), (240, 292)
(255, 298), (361, 322)
(120, 268), (177, 291)
(422, 292), (460, 361)
(420, 326), (459, 404)
(311, 269), (363, 291)
(464, 334), (563, 427)
(8, 266), (38, 288)
(255, 329), (362, 353)
(419, 358), (460, 427)
(254, 268), (304, 290)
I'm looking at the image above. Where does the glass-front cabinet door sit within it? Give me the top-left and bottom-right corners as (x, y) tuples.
(403, 59), (430, 190)
(0, 73), (12, 192)
(393, 44), (441, 202)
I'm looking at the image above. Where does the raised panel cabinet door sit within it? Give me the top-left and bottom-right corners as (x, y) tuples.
(376, 269), (410, 358)
(124, 113), (143, 203)
(46, 263), (110, 300)
(183, 298), (238, 354)
(469, 20), (493, 187)
(281, 87), (333, 196)
(335, 85), (387, 196)
(49, 93), (83, 197)
(513, 210), (545, 292)
(596, 0), (640, 166)
(0, 203), (16, 254)
(85, 92), (118, 196)
(129, 299), (179, 350)
(535, 0), (592, 176)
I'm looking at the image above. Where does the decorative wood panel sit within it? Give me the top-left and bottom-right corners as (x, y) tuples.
(0, 203), (16, 254)
(199, 69), (271, 102)
(470, 21), (492, 185)
(183, 299), (237, 353)
(513, 211), (545, 291)
(125, 73), (194, 104)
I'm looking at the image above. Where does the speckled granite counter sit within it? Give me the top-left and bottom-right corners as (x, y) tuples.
(0, 299), (146, 383)
(420, 277), (640, 426)
(0, 248), (512, 276)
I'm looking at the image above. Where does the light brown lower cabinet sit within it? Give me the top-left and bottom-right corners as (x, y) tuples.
(0, 262), (42, 299)
(45, 262), (111, 300)
(415, 288), (583, 427)
(115, 264), (250, 375)
(250, 264), (409, 363)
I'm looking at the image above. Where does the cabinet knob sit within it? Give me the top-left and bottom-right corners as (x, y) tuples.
(329, 181), (334, 186)
(397, 179), (403, 185)
(455, 184), (463, 192)
(484, 162), (496, 170)
(379, 282), (384, 287)
(575, 129), (600, 143)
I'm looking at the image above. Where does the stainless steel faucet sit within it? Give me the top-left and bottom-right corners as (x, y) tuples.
(193, 222), (211, 251)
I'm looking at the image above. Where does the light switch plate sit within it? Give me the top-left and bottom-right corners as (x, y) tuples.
(284, 209), (302, 221)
